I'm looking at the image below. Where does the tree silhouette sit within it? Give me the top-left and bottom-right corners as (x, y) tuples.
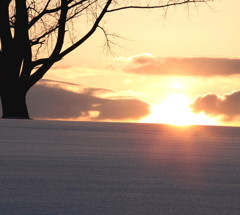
(0, 0), (211, 119)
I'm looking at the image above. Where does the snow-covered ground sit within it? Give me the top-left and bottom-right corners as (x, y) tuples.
(0, 119), (239, 215)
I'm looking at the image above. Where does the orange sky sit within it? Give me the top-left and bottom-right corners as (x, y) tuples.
(37, 0), (240, 127)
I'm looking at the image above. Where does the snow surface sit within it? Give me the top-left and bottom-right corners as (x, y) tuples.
(0, 119), (239, 215)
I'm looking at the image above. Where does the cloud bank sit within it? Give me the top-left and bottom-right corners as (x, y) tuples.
(191, 90), (240, 121)
(0, 81), (150, 121)
(123, 54), (240, 76)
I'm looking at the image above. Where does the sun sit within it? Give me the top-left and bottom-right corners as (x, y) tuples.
(142, 93), (218, 126)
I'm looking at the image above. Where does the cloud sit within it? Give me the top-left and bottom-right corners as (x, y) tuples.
(123, 54), (240, 76)
(19, 83), (150, 121)
(39, 78), (80, 86)
(93, 99), (150, 120)
(191, 90), (240, 121)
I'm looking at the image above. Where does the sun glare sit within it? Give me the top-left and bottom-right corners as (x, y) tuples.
(142, 93), (218, 126)
(170, 81), (184, 89)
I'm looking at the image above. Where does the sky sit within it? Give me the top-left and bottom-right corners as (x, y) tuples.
(17, 0), (240, 126)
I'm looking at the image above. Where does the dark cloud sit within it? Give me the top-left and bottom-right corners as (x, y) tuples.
(94, 99), (150, 120)
(11, 83), (149, 121)
(191, 90), (240, 121)
(125, 55), (240, 76)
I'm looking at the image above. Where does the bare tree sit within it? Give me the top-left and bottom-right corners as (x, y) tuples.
(0, 0), (211, 119)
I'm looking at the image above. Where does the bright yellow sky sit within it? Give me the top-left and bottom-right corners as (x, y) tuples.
(44, 0), (240, 127)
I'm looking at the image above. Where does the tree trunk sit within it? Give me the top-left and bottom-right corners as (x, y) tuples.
(1, 86), (30, 119)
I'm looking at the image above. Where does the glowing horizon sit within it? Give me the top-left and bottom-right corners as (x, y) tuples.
(141, 93), (219, 126)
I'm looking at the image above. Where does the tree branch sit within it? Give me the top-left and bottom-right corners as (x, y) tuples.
(58, 0), (113, 59)
(28, 0), (89, 28)
(50, 0), (68, 58)
(28, 0), (70, 88)
(107, 0), (211, 13)
(28, 0), (52, 29)
(14, 0), (33, 79)
(0, 0), (13, 53)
